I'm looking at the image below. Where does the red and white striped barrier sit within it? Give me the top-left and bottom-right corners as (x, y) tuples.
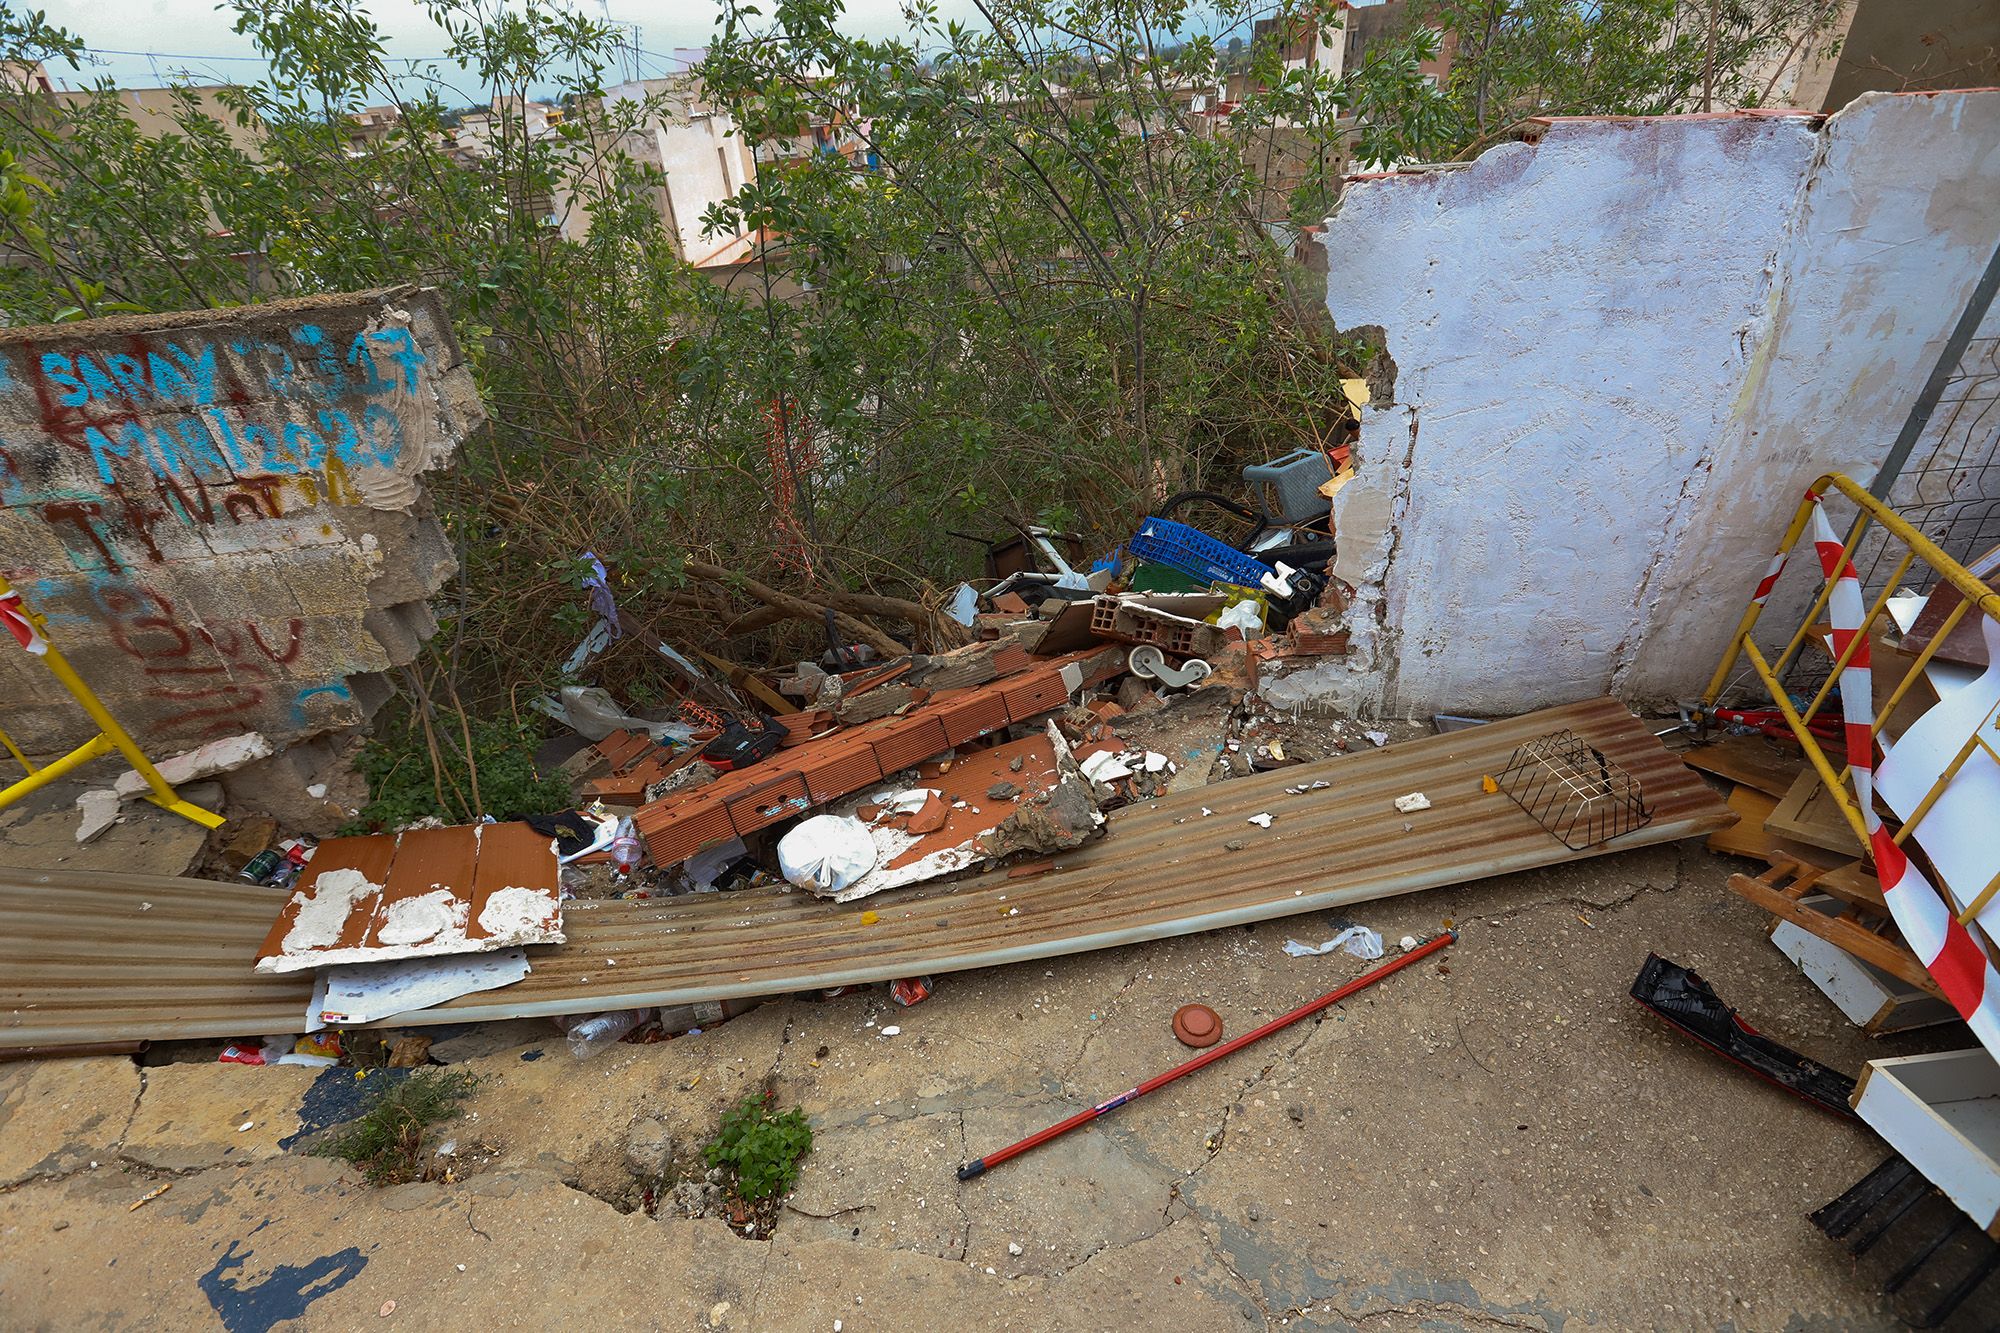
(1809, 499), (2000, 1056)
(1, 589), (47, 656)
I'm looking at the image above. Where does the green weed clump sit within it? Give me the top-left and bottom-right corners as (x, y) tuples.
(703, 1095), (813, 1203)
(347, 715), (573, 832)
(311, 1069), (478, 1187)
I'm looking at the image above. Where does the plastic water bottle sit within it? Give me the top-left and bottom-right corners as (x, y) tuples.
(610, 817), (641, 876)
(563, 1009), (650, 1059)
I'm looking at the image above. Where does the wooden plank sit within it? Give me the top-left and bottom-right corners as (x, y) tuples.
(464, 822), (563, 945)
(695, 649), (797, 715)
(253, 833), (397, 967)
(1764, 770), (1864, 856)
(1680, 735), (1806, 799)
(1817, 860), (1886, 910)
(1729, 868), (1946, 1000)
(1706, 786), (1779, 859)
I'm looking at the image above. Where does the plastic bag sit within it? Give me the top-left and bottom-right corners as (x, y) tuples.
(556, 685), (695, 745)
(777, 815), (878, 893)
(1215, 599), (1265, 637)
(1282, 925), (1383, 960)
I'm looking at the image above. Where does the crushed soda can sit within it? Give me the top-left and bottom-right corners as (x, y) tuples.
(888, 976), (935, 1007)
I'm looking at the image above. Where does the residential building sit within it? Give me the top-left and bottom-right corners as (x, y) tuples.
(1342, 1), (1456, 88)
(590, 76), (760, 267)
(1750, 0), (2000, 111)
(49, 82), (264, 155)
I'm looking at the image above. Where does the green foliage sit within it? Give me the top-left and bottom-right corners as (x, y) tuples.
(311, 1068), (478, 1187)
(1389, 0), (1847, 158)
(348, 714), (574, 831)
(0, 0), (1829, 753)
(703, 1094), (813, 1203)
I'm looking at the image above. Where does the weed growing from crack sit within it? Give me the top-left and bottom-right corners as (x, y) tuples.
(311, 1069), (478, 1186)
(703, 1093), (812, 1204)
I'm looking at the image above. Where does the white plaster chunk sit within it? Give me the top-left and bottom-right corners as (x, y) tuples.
(113, 732), (273, 799)
(476, 886), (563, 943)
(374, 887), (468, 946)
(281, 868), (380, 952)
(73, 789), (122, 843)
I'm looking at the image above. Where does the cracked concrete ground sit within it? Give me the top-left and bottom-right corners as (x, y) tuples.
(0, 840), (1974, 1330)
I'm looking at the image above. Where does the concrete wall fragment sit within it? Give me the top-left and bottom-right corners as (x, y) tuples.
(0, 286), (481, 754)
(1292, 91), (2000, 719)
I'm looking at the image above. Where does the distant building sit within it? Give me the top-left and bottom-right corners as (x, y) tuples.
(589, 77), (760, 267)
(343, 104), (401, 156)
(0, 60), (52, 94)
(1342, 1), (1456, 89)
(47, 83), (264, 156)
(1749, 0), (2000, 111)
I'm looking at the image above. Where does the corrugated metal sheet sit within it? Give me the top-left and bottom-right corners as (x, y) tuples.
(0, 698), (1731, 1049)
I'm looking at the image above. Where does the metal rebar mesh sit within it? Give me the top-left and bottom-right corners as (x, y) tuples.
(1855, 309), (2000, 599)
(1497, 730), (1653, 850)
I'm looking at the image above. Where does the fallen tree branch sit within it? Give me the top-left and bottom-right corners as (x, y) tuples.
(722, 589), (971, 650)
(682, 560), (910, 658)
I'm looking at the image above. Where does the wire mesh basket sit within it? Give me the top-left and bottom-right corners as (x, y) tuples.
(1497, 730), (1653, 850)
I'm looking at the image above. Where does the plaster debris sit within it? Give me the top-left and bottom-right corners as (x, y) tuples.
(1080, 751), (1134, 783)
(477, 887), (563, 942)
(282, 868), (382, 952)
(73, 789), (121, 843)
(375, 888), (468, 946)
(111, 731), (273, 799)
(1247, 813), (1273, 828)
(1394, 792), (1431, 813)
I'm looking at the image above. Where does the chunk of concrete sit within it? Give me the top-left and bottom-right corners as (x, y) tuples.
(0, 1055), (141, 1186)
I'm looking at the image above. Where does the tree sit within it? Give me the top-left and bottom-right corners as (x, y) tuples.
(1395, 0), (1848, 159)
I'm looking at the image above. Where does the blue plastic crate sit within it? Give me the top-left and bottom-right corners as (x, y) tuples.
(1129, 517), (1274, 589)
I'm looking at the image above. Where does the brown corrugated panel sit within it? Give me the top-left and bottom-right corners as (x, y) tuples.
(0, 699), (1731, 1049)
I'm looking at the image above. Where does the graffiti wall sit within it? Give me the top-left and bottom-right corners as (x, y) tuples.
(0, 286), (480, 755)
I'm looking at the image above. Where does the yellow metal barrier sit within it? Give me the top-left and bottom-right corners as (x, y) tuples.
(1700, 472), (2000, 914)
(0, 575), (224, 831)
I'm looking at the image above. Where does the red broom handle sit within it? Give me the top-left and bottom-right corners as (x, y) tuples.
(958, 930), (1455, 1179)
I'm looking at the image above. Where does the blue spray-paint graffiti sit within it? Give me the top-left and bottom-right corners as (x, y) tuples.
(199, 1238), (369, 1333)
(17, 322), (426, 488)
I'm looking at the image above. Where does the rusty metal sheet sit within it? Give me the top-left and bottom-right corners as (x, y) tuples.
(0, 699), (1732, 1049)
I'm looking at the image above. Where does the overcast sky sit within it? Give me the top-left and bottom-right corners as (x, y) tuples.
(46, 0), (986, 96)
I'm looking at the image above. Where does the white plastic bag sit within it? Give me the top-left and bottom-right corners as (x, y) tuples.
(777, 815), (878, 894)
(556, 685), (695, 745)
(1282, 926), (1383, 960)
(1215, 599), (1265, 637)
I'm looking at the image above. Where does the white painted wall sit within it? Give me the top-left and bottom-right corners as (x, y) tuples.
(1279, 92), (2000, 719)
(602, 79), (757, 266)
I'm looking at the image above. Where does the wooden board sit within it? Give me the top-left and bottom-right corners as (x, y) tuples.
(1728, 861), (1945, 1000)
(254, 823), (561, 974)
(1855, 1050), (2000, 1237)
(1764, 770), (1865, 857)
(1680, 735), (1806, 799)
(1706, 786), (1780, 859)
(1817, 860), (1886, 910)
(1900, 541), (2000, 670)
